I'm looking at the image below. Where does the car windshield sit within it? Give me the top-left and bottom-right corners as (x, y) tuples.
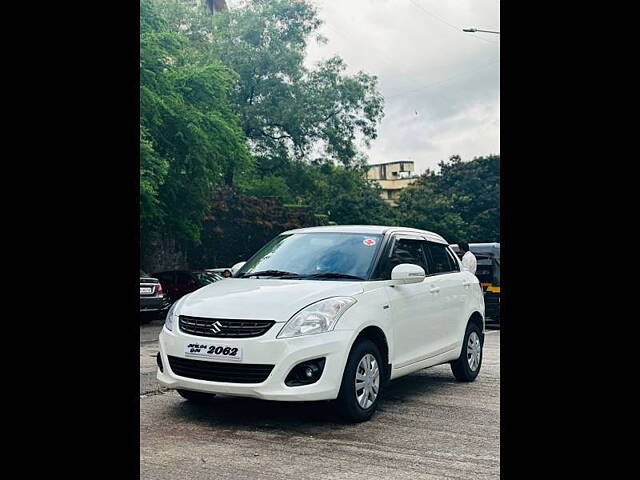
(237, 233), (383, 280)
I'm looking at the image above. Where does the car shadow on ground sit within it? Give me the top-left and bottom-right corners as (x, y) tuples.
(166, 368), (458, 434)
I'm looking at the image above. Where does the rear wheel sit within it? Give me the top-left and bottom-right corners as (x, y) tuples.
(176, 389), (216, 403)
(451, 322), (483, 382)
(335, 339), (383, 423)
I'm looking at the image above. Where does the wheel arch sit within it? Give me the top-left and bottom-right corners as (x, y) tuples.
(468, 311), (484, 334)
(350, 325), (392, 386)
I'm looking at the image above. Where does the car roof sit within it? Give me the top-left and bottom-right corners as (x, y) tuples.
(281, 225), (448, 244)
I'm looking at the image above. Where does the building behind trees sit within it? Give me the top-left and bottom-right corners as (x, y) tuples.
(366, 161), (418, 206)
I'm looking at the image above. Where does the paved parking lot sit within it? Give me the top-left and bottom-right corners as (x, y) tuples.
(140, 320), (500, 479)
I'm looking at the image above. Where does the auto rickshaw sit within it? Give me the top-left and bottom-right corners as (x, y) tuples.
(450, 242), (500, 325)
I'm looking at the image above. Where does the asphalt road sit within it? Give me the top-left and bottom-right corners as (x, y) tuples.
(140, 320), (500, 479)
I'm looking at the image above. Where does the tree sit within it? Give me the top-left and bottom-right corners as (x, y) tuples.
(435, 155), (500, 241)
(140, 0), (252, 249)
(242, 157), (395, 225)
(189, 186), (325, 268)
(395, 173), (470, 243)
(395, 155), (500, 243)
(155, 0), (384, 169)
(306, 162), (396, 225)
(140, 0), (392, 269)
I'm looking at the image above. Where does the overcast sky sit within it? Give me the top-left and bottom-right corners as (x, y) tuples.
(229, 0), (500, 174)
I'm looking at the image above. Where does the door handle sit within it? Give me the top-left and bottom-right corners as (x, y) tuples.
(429, 286), (440, 294)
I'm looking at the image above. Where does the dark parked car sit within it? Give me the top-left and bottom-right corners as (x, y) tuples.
(450, 243), (500, 325)
(140, 270), (172, 323)
(150, 270), (221, 303)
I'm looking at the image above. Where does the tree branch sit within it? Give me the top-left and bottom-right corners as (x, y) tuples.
(322, 108), (343, 123)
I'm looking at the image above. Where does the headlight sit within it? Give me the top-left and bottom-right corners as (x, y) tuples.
(164, 300), (181, 331)
(277, 297), (356, 338)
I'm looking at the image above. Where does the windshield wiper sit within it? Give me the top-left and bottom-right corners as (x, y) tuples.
(241, 270), (299, 278)
(299, 272), (366, 280)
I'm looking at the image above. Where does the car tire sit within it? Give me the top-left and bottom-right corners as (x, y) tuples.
(335, 339), (384, 423)
(139, 312), (152, 325)
(451, 322), (483, 382)
(176, 389), (216, 403)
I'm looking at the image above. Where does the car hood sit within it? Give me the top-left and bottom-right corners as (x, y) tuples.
(178, 278), (365, 322)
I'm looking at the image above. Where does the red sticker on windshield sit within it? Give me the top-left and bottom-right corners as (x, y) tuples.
(363, 238), (376, 246)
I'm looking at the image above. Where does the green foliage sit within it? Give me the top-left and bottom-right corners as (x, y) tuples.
(142, 0), (387, 261)
(435, 154), (500, 241)
(302, 162), (395, 225)
(189, 186), (326, 268)
(241, 157), (395, 225)
(140, 0), (252, 248)
(396, 155), (500, 243)
(155, 0), (384, 168)
(140, 125), (169, 228)
(242, 175), (291, 199)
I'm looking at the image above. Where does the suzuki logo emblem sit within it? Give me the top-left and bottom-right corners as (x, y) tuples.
(211, 321), (223, 333)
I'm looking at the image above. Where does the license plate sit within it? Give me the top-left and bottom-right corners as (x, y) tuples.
(140, 287), (153, 294)
(184, 342), (242, 361)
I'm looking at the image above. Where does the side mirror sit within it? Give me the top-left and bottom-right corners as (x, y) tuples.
(230, 261), (246, 276)
(391, 263), (425, 284)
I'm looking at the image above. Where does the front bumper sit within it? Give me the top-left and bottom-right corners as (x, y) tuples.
(157, 325), (353, 401)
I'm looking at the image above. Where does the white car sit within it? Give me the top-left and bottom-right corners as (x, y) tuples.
(157, 225), (485, 422)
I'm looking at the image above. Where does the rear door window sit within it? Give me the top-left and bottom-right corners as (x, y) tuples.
(426, 243), (456, 274)
(445, 247), (460, 272)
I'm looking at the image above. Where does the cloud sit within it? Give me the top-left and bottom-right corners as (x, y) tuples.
(226, 0), (500, 172)
(304, 0), (500, 173)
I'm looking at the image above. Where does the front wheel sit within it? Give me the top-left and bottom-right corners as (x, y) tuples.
(335, 339), (384, 423)
(450, 322), (483, 382)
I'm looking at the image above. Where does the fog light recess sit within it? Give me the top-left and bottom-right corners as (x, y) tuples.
(156, 352), (163, 373)
(285, 358), (326, 387)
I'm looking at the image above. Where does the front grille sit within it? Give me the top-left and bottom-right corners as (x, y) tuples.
(179, 316), (275, 338)
(167, 356), (274, 383)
